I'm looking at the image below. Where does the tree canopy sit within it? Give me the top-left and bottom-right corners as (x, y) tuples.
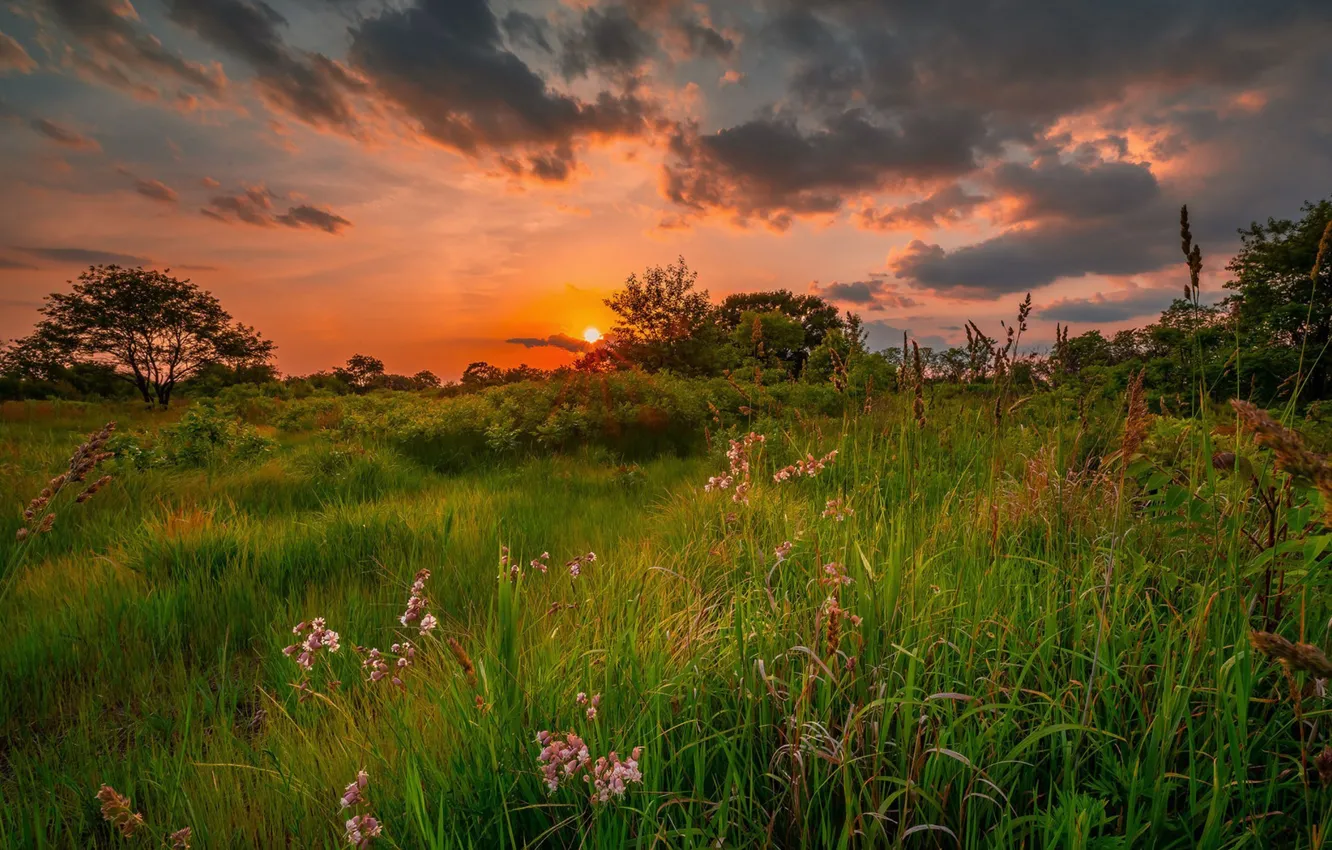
(3, 265), (273, 406)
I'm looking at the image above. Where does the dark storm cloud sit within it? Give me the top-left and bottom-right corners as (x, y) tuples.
(887, 204), (1179, 299)
(663, 0), (1332, 224)
(17, 246), (151, 265)
(506, 333), (591, 352)
(859, 184), (987, 231)
(29, 117), (100, 150)
(165, 0), (359, 132)
(0, 31), (37, 73)
(560, 6), (652, 79)
(348, 0), (654, 178)
(665, 108), (985, 229)
(1038, 286), (1186, 323)
(41, 0), (226, 96)
(501, 11), (551, 53)
(276, 204), (352, 233)
(992, 157), (1160, 221)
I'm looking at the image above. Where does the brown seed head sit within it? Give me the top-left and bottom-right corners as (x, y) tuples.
(1251, 630), (1332, 678)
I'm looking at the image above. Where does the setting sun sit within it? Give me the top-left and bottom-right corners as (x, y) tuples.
(583, 327), (602, 344)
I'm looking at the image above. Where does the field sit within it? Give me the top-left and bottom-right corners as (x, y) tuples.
(3, 377), (1332, 848)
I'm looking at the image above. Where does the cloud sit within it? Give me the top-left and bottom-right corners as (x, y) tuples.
(663, 108), (984, 229)
(501, 11), (551, 53)
(117, 168), (179, 202)
(29, 117), (100, 151)
(275, 204), (352, 234)
(348, 0), (654, 180)
(16, 246), (151, 265)
(0, 256), (40, 270)
(0, 31), (37, 73)
(505, 333), (591, 352)
(991, 157), (1160, 221)
(1038, 283), (1209, 323)
(164, 0), (360, 132)
(658, 0), (1332, 225)
(810, 278), (917, 310)
(39, 0), (227, 99)
(201, 185), (351, 232)
(862, 320), (948, 352)
(859, 184), (987, 231)
(560, 6), (653, 79)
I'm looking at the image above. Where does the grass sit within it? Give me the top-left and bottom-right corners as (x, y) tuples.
(2, 385), (1331, 848)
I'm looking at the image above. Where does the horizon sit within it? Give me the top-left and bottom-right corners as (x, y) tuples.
(2, 0), (1330, 380)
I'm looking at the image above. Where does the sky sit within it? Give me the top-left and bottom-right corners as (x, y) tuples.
(1, 0), (1330, 379)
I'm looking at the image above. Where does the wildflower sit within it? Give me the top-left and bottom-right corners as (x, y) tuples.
(168, 826), (192, 849)
(530, 552), (550, 573)
(819, 562), (852, 589)
(96, 784), (144, 838)
(822, 498), (853, 522)
(705, 433), (764, 502)
(340, 769), (382, 847)
(773, 450), (838, 483)
(577, 692), (602, 720)
(774, 540), (793, 562)
(344, 814), (382, 848)
(399, 569), (434, 634)
(566, 551), (596, 578)
(586, 747), (644, 804)
(341, 770), (369, 809)
(284, 618), (341, 670)
(535, 731), (591, 794)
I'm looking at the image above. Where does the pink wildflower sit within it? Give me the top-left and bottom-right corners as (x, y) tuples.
(168, 826), (192, 849)
(340, 770), (369, 809)
(822, 498), (854, 522)
(399, 570), (434, 634)
(586, 747), (645, 803)
(530, 552), (550, 573)
(774, 540), (794, 562)
(344, 814), (382, 848)
(535, 731), (591, 794)
(284, 617), (341, 670)
(820, 562), (852, 589)
(774, 449), (839, 483)
(566, 552), (596, 578)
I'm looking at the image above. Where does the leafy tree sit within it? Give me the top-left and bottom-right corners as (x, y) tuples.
(731, 311), (807, 370)
(604, 257), (729, 375)
(411, 370), (441, 389)
(718, 290), (843, 373)
(335, 354), (386, 391)
(1223, 199), (1332, 400)
(4, 265), (273, 406)
(461, 361), (504, 390)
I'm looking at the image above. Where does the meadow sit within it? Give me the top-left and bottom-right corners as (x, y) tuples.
(3, 374), (1332, 848)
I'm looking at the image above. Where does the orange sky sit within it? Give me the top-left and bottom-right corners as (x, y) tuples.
(2, 0), (1330, 378)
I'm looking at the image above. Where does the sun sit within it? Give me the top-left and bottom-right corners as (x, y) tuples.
(583, 327), (602, 344)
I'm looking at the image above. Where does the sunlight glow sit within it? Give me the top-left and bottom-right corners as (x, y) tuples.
(584, 327), (602, 343)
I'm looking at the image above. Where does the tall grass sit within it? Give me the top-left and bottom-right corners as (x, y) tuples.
(2, 385), (1331, 848)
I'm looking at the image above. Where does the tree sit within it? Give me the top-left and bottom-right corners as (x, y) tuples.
(603, 257), (728, 375)
(411, 370), (441, 389)
(718, 290), (843, 374)
(335, 354), (386, 391)
(4, 265), (273, 406)
(731, 311), (806, 371)
(1224, 199), (1332, 401)
(461, 361), (504, 390)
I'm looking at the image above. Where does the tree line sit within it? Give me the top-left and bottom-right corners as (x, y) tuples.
(2, 197), (1329, 409)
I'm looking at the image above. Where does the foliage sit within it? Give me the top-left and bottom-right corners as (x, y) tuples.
(2, 265), (273, 407)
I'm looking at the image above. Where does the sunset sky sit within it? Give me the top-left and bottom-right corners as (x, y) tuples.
(1, 0), (1330, 378)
